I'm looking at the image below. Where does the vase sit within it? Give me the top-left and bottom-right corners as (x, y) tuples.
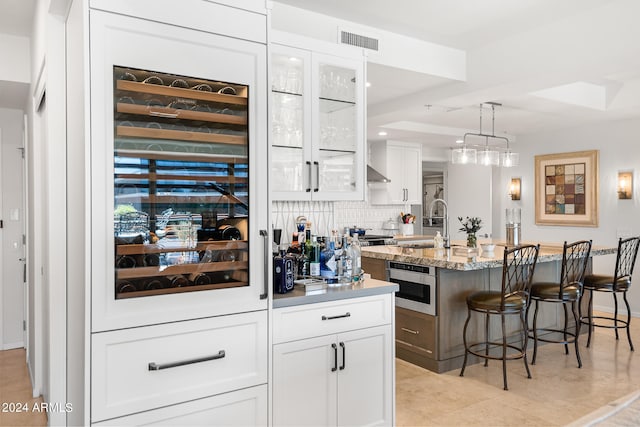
(467, 233), (477, 248)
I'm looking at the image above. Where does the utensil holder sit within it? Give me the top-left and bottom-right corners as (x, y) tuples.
(399, 223), (414, 236)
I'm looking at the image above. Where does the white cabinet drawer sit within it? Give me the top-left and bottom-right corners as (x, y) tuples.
(272, 294), (392, 344)
(94, 384), (267, 426)
(91, 311), (267, 422)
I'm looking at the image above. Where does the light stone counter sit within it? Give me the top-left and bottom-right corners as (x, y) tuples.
(361, 241), (616, 271)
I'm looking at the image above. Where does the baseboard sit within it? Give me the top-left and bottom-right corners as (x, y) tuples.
(592, 304), (640, 318)
(2, 341), (24, 350)
(26, 358), (40, 398)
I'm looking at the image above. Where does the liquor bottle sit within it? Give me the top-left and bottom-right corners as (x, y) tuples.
(273, 246), (294, 294)
(350, 233), (362, 281)
(341, 234), (353, 283)
(320, 238), (338, 284)
(309, 235), (321, 277)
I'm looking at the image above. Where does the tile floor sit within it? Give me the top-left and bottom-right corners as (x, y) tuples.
(1, 315), (637, 427)
(396, 314), (640, 426)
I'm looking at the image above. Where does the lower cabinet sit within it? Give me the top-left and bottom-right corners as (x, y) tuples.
(272, 294), (394, 426)
(91, 311), (267, 423)
(93, 385), (267, 426)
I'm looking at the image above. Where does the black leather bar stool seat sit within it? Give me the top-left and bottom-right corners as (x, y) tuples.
(528, 240), (592, 368)
(460, 244), (540, 391)
(580, 236), (640, 351)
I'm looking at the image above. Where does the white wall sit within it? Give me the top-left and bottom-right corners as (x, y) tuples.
(0, 34), (30, 83)
(492, 117), (640, 315)
(0, 109), (26, 351)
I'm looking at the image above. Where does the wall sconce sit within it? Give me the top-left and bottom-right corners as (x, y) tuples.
(509, 177), (521, 200)
(618, 171), (633, 199)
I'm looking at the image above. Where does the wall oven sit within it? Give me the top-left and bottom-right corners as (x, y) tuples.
(387, 262), (436, 316)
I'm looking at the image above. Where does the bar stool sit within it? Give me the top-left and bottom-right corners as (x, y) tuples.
(460, 244), (540, 390)
(580, 236), (640, 351)
(528, 240), (592, 368)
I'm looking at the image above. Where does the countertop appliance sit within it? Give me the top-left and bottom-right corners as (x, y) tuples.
(358, 234), (397, 246)
(387, 261), (435, 316)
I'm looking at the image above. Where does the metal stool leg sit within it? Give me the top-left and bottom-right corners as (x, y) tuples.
(623, 291), (635, 351)
(571, 300), (582, 368)
(501, 313), (508, 391)
(587, 289), (594, 348)
(521, 309), (532, 380)
(613, 293), (620, 340)
(484, 312), (490, 367)
(532, 300), (539, 364)
(460, 309), (471, 376)
(563, 304), (569, 355)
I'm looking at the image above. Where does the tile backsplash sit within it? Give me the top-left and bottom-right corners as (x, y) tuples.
(271, 200), (405, 240)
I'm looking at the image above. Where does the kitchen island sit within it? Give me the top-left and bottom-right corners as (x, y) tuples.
(362, 242), (616, 373)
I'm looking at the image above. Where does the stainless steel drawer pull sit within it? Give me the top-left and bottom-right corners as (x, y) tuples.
(148, 350), (225, 371)
(259, 229), (268, 299)
(401, 327), (419, 335)
(322, 312), (351, 321)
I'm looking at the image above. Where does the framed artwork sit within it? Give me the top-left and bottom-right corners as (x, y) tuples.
(534, 150), (599, 226)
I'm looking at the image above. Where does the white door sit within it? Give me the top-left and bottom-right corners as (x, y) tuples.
(0, 121), (27, 350)
(337, 325), (393, 427)
(387, 144), (405, 204)
(272, 334), (338, 426)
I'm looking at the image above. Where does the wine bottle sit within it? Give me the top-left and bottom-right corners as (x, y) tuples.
(309, 235), (321, 277)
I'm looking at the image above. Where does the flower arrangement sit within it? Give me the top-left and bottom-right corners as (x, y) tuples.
(458, 216), (482, 248)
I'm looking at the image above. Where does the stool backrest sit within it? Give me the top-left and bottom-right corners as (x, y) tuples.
(560, 240), (592, 293)
(501, 244), (540, 309)
(614, 236), (640, 283)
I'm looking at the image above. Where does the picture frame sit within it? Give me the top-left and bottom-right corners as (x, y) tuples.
(534, 150), (599, 226)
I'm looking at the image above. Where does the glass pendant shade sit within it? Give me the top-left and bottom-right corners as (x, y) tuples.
(451, 147), (477, 164)
(501, 151), (519, 167)
(479, 149), (500, 166)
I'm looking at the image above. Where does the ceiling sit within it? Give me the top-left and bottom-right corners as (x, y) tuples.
(4, 0), (640, 152)
(276, 0), (640, 150)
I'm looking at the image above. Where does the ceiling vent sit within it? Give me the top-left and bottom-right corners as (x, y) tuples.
(338, 28), (379, 51)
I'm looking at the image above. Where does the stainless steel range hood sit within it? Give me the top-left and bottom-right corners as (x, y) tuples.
(367, 165), (390, 183)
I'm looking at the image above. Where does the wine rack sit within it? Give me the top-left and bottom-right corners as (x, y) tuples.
(113, 66), (250, 299)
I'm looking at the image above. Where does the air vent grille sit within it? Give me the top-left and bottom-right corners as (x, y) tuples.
(340, 30), (379, 51)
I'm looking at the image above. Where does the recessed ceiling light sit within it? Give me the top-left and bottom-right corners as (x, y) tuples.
(289, 57), (299, 62)
(378, 131), (387, 136)
(366, 82), (371, 88)
(456, 139), (464, 144)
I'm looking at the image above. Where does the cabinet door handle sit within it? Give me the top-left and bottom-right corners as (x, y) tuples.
(259, 229), (268, 299)
(339, 342), (346, 370)
(313, 161), (319, 192)
(306, 161), (312, 192)
(322, 312), (351, 321)
(331, 343), (338, 372)
(148, 350), (225, 371)
(401, 327), (419, 335)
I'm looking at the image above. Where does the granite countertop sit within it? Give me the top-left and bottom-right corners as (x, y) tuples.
(362, 241), (616, 271)
(273, 275), (399, 308)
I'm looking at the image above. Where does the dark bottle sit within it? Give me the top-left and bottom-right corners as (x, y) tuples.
(169, 275), (190, 287)
(144, 253), (160, 267)
(273, 246), (295, 294)
(189, 272), (211, 286)
(116, 255), (136, 269)
(116, 279), (137, 294)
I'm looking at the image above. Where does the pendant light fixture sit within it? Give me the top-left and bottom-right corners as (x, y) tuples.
(451, 102), (518, 167)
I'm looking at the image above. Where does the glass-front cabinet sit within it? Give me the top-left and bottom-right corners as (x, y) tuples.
(270, 40), (365, 201)
(91, 11), (268, 332)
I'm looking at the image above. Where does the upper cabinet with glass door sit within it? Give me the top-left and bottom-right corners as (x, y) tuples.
(271, 35), (366, 201)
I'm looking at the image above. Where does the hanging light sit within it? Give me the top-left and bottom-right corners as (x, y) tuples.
(452, 103), (518, 168)
(451, 146), (477, 164)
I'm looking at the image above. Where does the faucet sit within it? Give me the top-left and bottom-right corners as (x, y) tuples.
(428, 198), (450, 248)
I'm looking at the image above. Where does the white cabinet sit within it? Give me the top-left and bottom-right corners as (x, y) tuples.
(272, 295), (394, 426)
(94, 385), (267, 426)
(370, 141), (422, 205)
(85, 4), (269, 425)
(270, 32), (366, 201)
